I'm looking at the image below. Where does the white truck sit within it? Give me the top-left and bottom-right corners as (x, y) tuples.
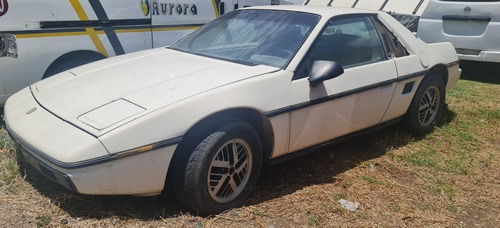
(0, 0), (297, 106)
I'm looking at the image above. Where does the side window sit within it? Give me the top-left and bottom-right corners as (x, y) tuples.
(373, 18), (409, 58)
(306, 16), (387, 68)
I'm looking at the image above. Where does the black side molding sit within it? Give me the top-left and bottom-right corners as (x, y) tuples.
(40, 19), (152, 29)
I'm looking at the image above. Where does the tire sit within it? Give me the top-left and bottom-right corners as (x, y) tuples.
(175, 119), (262, 214)
(404, 74), (446, 136)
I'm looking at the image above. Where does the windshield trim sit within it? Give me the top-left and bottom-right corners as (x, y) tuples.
(166, 46), (259, 66)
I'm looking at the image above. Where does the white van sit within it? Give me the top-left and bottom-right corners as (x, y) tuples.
(0, 0), (296, 106)
(417, 0), (500, 63)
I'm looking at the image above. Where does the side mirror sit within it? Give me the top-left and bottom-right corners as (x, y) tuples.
(308, 60), (344, 87)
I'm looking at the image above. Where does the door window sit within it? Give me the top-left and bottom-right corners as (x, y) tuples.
(307, 16), (386, 68)
(295, 15), (387, 80)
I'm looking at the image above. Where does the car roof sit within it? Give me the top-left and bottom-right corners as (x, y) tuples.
(244, 5), (381, 17)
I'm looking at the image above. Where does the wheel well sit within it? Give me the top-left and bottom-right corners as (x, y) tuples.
(43, 50), (106, 79)
(162, 108), (275, 195)
(427, 64), (448, 86)
(180, 108), (274, 164)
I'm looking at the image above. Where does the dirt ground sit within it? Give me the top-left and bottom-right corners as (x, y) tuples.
(0, 61), (499, 227)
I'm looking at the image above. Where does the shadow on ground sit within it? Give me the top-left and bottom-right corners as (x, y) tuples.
(460, 60), (500, 84)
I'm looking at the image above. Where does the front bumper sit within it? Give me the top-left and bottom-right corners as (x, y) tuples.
(4, 88), (177, 196)
(10, 125), (177, 195)
(9, 127), (77, 192)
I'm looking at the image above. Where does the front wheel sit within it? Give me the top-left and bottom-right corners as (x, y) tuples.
(175, 120), (262, 214)
(404, 74), (446, 136)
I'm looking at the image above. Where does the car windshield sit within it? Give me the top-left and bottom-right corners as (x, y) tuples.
(169, 9), (320, 68)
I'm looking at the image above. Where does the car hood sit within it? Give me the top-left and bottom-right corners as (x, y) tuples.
(31, 48), (278, 136)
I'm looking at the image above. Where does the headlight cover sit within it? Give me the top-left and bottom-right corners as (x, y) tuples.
(78, 99), (146, 130)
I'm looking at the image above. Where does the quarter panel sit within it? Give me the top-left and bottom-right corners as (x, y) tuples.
(381, 54), (426, 122)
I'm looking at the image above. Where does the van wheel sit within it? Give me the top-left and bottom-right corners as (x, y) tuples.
(175, 119), (262, 215)
(43, 52), (105, 79)
(404, 74), (445, 136)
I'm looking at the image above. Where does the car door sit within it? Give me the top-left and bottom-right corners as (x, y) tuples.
(288, 15), (398, 152)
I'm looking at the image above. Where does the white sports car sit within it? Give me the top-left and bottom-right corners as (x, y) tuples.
(4, 6), (461, 214)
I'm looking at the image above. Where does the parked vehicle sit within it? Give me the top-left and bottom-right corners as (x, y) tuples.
(4, 5), (461, 214)
(304, 0), (430, 32)
(417, 0), (500, 63)
(0, 0), (295, 106)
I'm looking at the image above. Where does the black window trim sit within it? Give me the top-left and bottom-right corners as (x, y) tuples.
(292, 13), (385, 81)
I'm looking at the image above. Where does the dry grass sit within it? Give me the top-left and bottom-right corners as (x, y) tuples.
(1, 65), (499, 227)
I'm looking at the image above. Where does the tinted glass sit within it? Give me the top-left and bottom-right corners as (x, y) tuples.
(307, 16), (386, 68)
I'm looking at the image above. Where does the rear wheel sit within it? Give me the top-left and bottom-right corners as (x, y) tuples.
(404, 74), (446, 136)
(175, 119), (262, 214)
